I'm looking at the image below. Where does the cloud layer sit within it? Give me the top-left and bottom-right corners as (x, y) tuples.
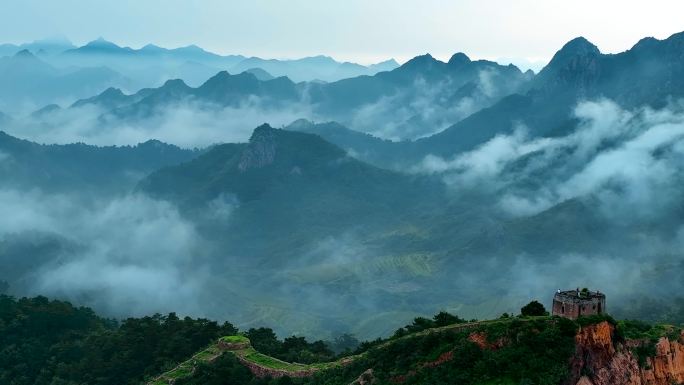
(417, 99), (684, 219)
(5, 100), (315, 148)
(0, 190), (213, 316)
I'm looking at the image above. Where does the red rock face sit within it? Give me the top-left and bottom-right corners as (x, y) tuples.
(571, 323), (684, 385)
(467, 331), (507, 350)
(640, 334), (684, 385)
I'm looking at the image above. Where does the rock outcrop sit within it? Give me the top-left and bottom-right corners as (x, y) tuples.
(238, 124), (277, 172)
(570, 321), (684, 385)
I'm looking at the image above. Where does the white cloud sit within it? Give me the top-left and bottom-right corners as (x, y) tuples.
(417, 99), (684, 220)
(5, 99), (316, 148)
(0, 189), (213, 316)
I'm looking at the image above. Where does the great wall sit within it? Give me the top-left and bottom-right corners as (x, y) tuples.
(147, 318), (684, 385)
(146, 320), (492, 384)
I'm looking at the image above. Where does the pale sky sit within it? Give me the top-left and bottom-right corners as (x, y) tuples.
(1, 0), (683, 69)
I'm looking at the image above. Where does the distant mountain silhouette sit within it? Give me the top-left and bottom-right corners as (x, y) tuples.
(229, 55), (399, 82)
(0, 130), (200, 193)
(54, 39), (398, 85)
(417, 31), (684, 158)
(68, 50), (527, 140)
(0, 50), (128, 112)
(0, 37), (75, 57)
(243, 67), (275, 81)
(309, 31), (684, 165)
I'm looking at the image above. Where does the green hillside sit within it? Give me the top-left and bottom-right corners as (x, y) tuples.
(154, 316), (587, 385)
(2, 293), (682, 385)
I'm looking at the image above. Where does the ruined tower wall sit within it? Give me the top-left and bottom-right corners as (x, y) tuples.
(552, 291), (606, 320)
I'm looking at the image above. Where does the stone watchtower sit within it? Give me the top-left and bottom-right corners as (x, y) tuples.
(552, 288), (606, 320)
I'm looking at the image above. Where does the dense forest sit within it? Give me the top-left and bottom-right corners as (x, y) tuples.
(0, 295), (355, 385)
(3, 293), (683, 385)
(0, 295), (236, 385)
(0, 294), (601, 385)
(178, 315), (583, 385)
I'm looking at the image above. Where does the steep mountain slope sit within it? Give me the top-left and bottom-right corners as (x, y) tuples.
(140, 124), (442, 233)
(418, 31), (684, 159)
(132, 124), (650, 338)
(135, 125), (478, 336)
(295, 31), (684, 167)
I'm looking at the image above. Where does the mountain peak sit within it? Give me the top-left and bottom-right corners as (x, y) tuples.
(300, 55), (337, 64)
(175, 44), (208, 54)
(161, 78), (189, 89)
(240, 124), (279, 172)
(400, 53), (439, 71)
(239, 124), (347, 173)
(376, 58), (399, 66)
(86, 37), (117, 47)
(99, 87), (125, 98)
(249, 123), (277, 141)
(633, 36), (659, 50)
(555, 37), (600, 58)
(448, 52), (471, 66)
(81, 38), (126, 53)
(141, 44), (165, 52)
(541, 36), (601, 74)
(14, 49), (35, 58)
(532, 36), (603, 94)
(206, 70), (230, 81)
(407, 53), (434, 62)
(243, 67), (274, 81)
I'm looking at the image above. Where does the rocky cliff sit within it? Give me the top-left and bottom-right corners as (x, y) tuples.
(571, 321), (684, 385)
(238, 124), (277, 172)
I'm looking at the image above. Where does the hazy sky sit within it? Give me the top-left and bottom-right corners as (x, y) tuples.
(1, 0), (683, 68)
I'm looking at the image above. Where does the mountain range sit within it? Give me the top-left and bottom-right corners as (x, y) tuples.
(41, 49), (528, 142)
(37, 31), (684, 162)
(0, 129), (199, 193)
(0, 50), (128, 113)
(0, 38), (400, 113)
(2, 31), (684, 340)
